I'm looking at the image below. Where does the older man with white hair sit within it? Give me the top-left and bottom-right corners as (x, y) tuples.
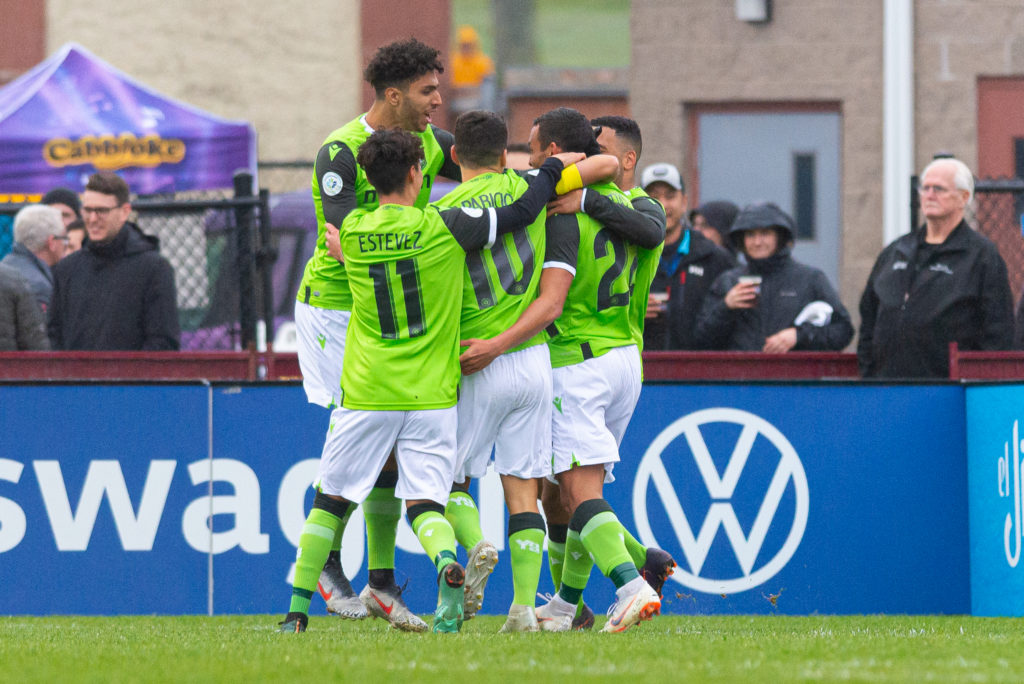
(858, 157), (1014, 378)
(1, 204), (67, 313)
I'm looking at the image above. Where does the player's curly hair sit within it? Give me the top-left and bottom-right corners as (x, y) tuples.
(357, 128), (425, 195)
(590, 115), (643, 159)
(533, 107), (602, 157)
(364, 38), (445, 97)
(454, 110), (508, 169)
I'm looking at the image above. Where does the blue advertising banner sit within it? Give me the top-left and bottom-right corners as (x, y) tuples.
(0, 382), (971, 617)
(619, 384), (969, 615)
(0, 384), (209, 615)
(965, 384), (1024, 616)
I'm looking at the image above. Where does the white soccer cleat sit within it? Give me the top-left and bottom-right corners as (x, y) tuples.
(498, 603), (540, 633)
(601, 579), (661, 633)
(318, 552), (368, 620)
(359, 583), (429, 632)
(463, 540), (499, 619)
(534, 593), (574, 633)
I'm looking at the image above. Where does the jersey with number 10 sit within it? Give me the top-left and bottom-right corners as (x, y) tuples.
(339, 204), (491, 411)
(297, 116), (455, 312)
(545, 181), (639, 368)
(435, 169), (547, 353)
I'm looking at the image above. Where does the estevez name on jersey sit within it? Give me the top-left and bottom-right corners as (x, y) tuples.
(356, 231), (423, 253)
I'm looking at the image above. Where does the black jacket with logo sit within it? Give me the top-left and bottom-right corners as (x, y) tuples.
(695, 246), (853, 352)
(48, 222), (180, 350)
(857, 220), (1013, 378)
(644, 228), (735, 350)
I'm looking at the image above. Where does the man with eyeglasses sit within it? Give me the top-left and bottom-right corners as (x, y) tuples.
(48, 172), (179, 351)
(858, 157), (1013, 377)
(1, 204), (68, 314)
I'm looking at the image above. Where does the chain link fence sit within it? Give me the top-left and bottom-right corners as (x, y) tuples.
(0, 172), (273, 351)
(911, 176), (1024, 303)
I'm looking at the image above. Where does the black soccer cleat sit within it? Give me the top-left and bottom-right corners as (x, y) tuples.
(640, 547), (677, 598)
(277, 611), (308, 633)
(572, 602), (595, 631)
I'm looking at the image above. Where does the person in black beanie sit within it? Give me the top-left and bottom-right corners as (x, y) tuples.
(41, 187), (82, 227)
(690, 200), (739, 257)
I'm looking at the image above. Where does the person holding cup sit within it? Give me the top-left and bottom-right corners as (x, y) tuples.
(695, 202), (853, 353)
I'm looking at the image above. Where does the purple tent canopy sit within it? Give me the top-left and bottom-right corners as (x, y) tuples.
(0, 43), (256, 194)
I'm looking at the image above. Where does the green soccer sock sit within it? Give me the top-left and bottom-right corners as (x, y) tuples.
(445, 489), (484, 551)
(546, 523), (568, 591)
(289, 499), (353, 615)
(363, 473), (401, 573)
(621, 525), (647, 569)
(329, 498), (356, 552)
(557, 528), (593, 606)
(573, 499), (639, 589)
(409, 505), (458, 575)
(508, 512), (546, 607)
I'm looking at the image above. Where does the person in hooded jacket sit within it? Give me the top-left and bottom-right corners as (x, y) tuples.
(859, 157), (1012, 377)
(48, 172), (179, 350)
(696, 202), (853, 352)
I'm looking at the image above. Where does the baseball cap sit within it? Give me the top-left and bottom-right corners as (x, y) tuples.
(641, 163), (685, 193)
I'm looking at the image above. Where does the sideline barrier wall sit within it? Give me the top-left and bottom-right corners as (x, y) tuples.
(965, 383), (1024, 616)
(0, 381), (973, 616)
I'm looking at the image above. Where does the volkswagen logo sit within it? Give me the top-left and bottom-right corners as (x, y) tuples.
(632, 407), (809, 594)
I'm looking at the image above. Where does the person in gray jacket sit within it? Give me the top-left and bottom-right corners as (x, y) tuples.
(1, 204), (67, 314)
(0, 263), (49, 350)
(696, 202), (853, 352)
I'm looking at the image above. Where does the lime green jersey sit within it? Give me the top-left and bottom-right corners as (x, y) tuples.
(625, 187), (667, 352)
(296, 116), (457, 311)
(544, 181), (640, 368)
(340, 206), (474, 410)
(337, 158), (565, 409)
(434, 169), (547, 353)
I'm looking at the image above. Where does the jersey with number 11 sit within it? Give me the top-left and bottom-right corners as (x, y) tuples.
(339, 205), (469, 411)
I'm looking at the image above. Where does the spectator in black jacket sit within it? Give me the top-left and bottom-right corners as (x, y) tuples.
(639, 163), (736, 349)
(48, 172), (180, 350)
(858, 157), (1013, 377)
(696, 202), (853, 352)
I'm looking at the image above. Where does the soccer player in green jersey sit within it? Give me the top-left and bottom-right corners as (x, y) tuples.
(434, 110), (653, 631)
(292, 38), (461, 629)
(278, 128), (577, 634)
(525, 108), (667, 633)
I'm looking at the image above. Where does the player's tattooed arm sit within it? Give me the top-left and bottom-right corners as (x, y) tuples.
(460, 268), (574, 375)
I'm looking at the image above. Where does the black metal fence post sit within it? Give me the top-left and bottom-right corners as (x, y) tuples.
(256, 187), (277, 348)
(233, 171), (257, 350)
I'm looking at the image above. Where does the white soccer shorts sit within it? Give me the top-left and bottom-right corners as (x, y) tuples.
(455, 343), (553, 482)
(550, 344), (642, 482)
(294, 301), (349, 408)
(316, 406), (458, 505)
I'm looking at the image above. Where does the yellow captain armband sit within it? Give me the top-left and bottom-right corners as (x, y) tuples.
(554, 163), (583, 195)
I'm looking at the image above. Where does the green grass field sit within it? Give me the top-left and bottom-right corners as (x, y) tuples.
(3, 615), (1024, 683)
(453, 0), (631, 68)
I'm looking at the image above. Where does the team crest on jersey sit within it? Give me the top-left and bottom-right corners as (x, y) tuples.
(322, 172), (343, 196)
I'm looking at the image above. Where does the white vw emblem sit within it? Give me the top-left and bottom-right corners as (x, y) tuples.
(632, 407), (809, 594)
